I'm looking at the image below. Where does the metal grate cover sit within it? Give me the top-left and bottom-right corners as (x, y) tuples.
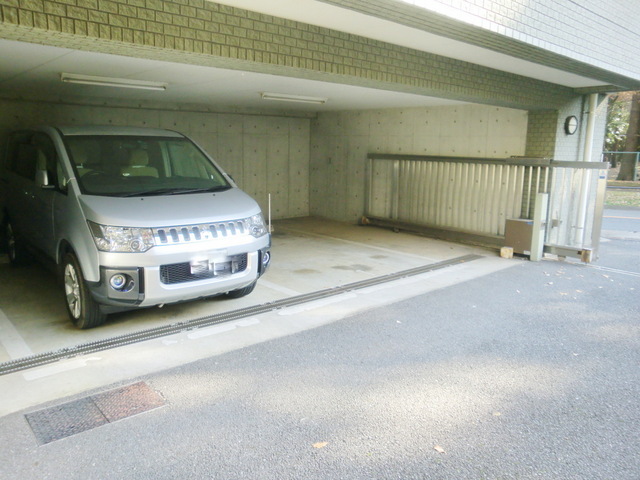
(25, 382), (165, 444)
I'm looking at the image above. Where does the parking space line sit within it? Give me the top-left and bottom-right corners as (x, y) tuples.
(22, 357), (102, 381)
(0, 307), (33, 359)
(278, 293), (358, 316)
(277, 226), (442, 261)
(187, 318), (260, 340)
(259, 279), (301, 296)
(585, 264), (640, 277)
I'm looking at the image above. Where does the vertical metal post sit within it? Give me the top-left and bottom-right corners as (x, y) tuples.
(391, 160), (400, 220)
(575, 93), (599, 245)
(589, 167), (608, 261)
(530, 193), (549, 262)
(268, 193), (272, 233)
(364, 157), (373, 218)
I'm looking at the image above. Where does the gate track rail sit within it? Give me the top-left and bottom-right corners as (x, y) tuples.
(0, 254), (481, 376)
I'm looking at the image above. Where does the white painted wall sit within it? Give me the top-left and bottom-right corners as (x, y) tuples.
(0, 99), (311, 220)
(310, 104), (529, 223)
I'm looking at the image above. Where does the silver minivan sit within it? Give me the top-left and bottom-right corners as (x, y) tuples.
(0, 126), (271, 328)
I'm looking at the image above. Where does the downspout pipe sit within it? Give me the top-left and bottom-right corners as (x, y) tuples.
(574, 93), (599, 245)
(583, 93), (599, 163)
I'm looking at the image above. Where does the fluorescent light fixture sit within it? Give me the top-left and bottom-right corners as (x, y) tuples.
(260, 92), (328, 104)
(60, 73), (167, 91)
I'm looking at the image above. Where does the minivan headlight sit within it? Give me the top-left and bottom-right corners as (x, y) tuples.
(88, 222), (155, 252)
(246, 214), (268, 238)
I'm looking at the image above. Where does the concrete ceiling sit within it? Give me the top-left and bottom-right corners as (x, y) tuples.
(0, 38), (466, 112)
(0, 0), (604, 113)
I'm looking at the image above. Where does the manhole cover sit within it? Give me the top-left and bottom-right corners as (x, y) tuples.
(25, 382), (165, 444)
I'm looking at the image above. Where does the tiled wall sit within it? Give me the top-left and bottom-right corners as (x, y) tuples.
(527, 96), (609, 162)
(330, 0), (640, 87)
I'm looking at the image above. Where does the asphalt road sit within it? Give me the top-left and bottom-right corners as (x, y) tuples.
(1, 226), (638, 479)
(602, 207), (640, 233)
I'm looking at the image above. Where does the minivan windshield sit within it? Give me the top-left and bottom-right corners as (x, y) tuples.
(63, 135), (231, 197)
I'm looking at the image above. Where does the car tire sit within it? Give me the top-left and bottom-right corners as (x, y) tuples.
(225, 281), (257, 299)
(5, 221), (28, 266)
(63, 253), (107, 329)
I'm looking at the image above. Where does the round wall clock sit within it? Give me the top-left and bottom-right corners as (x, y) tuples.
(564, 115), (578, 135)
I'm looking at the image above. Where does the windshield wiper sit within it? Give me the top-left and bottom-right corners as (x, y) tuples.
(201, 185), (232, 193)
(120, 186), (231, 197)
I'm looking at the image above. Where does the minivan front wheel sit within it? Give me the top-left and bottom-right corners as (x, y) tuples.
(63, 253), (106, 329)
(225, 281), (257, 299)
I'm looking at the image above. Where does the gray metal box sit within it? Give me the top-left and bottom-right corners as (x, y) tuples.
(505, 219), (534, 255)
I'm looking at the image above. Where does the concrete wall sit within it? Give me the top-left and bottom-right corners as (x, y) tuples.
(0, 94), (605, 226)
(0, 98), (310, 219)
(309, 104), (529, 223)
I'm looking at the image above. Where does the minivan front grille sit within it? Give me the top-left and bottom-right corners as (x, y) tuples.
(160, 254), (248, 284)
(153, 220), (247, 245)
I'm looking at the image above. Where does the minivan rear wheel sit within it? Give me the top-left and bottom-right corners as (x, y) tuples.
(63, 253), (106, 329)
(5, 221), (28, 266)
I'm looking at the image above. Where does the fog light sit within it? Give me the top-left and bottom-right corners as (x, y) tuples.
(262, 251), (271, 268)
(109, 273), (134, 292)
(259, 250), (271, 275)
(110, 274), (126, 290)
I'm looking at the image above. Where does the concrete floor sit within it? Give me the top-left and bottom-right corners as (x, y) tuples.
(0, 217), (517, 415)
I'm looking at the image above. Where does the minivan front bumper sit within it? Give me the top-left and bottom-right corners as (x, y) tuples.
(88, 237), (270, 311)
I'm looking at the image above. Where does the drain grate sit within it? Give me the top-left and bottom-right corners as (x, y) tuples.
(1, 254), (482, 376)
(25, 382), (165, 444)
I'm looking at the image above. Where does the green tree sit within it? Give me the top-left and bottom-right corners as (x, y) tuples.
(605, 91), (639, 180)
(606, 93), (629, 154)
(618, 91), (640, 180)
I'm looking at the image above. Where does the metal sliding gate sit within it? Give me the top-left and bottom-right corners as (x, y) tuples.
(364, 154), (608, 261)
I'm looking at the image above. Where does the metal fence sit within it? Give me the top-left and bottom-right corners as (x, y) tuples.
(544, 161), (608, 259)
(364, 154), (608, 259)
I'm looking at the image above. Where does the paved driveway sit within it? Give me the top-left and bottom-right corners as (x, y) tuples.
(0, 225), (638, 479)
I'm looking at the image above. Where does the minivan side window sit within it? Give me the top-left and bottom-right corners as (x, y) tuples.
(5, 131), (62, 188)
(32, 133), (62, 188)
(7, 132), (38, 181)
(5, 132), (31, 175)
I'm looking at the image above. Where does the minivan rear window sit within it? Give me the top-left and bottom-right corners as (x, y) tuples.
(63, 135), (231, 197)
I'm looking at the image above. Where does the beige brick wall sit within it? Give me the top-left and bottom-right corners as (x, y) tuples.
(526, 96), (608, 162)
(525, 111), (557, 159)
